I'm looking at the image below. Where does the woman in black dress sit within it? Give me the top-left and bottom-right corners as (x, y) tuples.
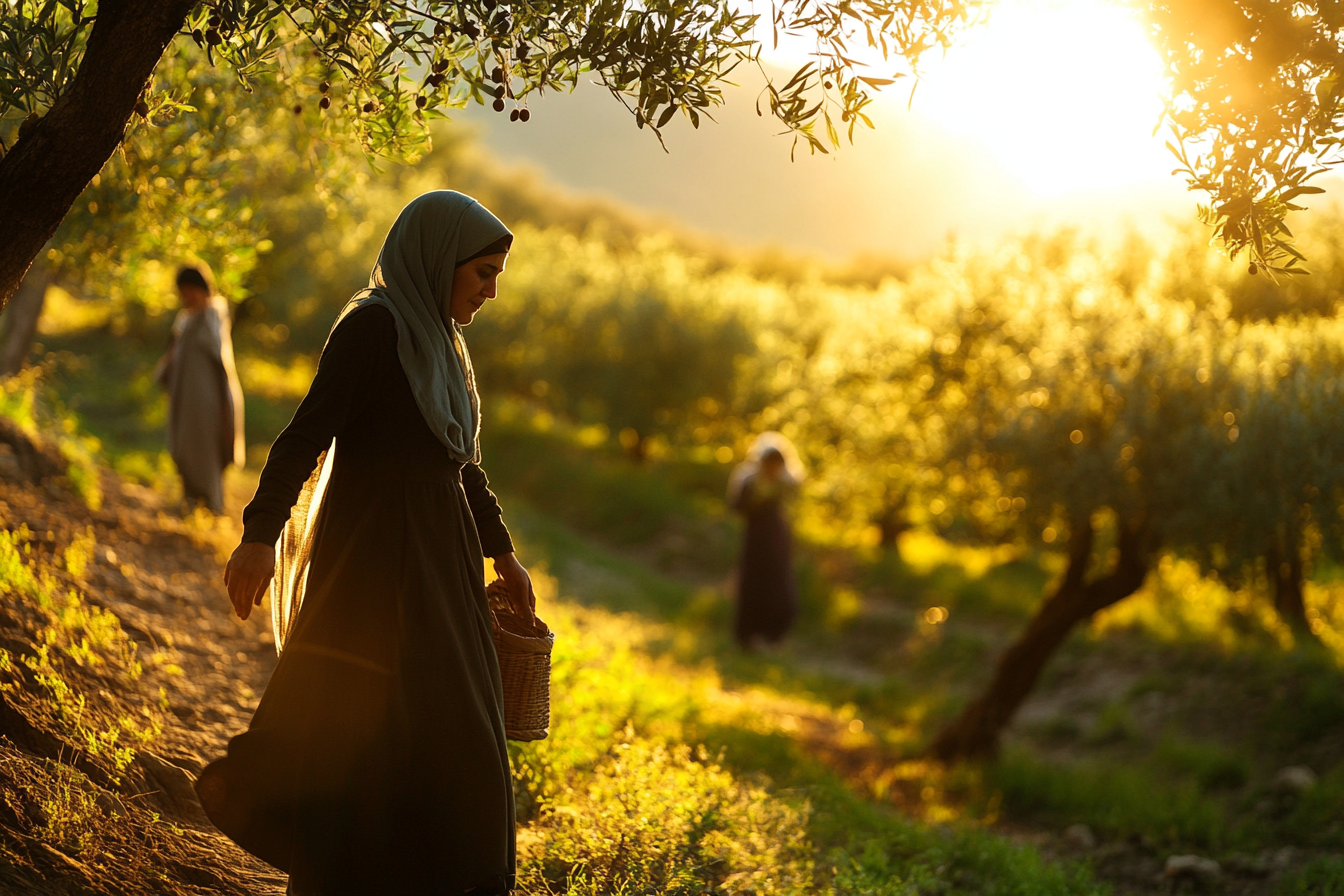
(199, 191), (535, 895)
(728, 433), (804, 649)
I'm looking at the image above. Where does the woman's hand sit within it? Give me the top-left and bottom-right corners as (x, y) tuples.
(224, 542), (276, 621)
(492, 552), (535, 623)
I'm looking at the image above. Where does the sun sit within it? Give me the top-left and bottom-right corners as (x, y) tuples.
(904, 0), (1173, 196)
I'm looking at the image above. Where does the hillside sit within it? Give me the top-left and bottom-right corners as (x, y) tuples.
(1, 400), (1343, 893)
(0, 425), (280, 894)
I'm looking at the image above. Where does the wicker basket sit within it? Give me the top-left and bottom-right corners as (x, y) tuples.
(486, 579), (555, 741)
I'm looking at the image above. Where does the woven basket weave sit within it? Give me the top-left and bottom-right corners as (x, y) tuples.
(486, 579), (555, 741)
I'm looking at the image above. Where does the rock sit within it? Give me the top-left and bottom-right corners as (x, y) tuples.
(94, 790), (126, 818)
(1063, 823), (1096, 850)
(1273, 765), (1318, 794)
(169, 703), (197, 722)
(135, 749), (209, 825)
(1165, 854), (1221, 881)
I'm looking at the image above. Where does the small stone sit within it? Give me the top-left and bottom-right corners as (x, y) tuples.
(1273, 765), (1318, 794)
(94, 791), (126, 818)
(137, 749), (208, 824)
(1063, 823), (1096, 850)
(1165, 854), (1221, 880)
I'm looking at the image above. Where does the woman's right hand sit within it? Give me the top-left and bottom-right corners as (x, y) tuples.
(224, 542), (276, 621)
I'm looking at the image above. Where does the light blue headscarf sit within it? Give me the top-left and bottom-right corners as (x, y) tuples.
(271, 192), (512, 652)
(334, 190), (512, 463)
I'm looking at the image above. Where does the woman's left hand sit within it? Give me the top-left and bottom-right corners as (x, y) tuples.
(492, 552), (535, 623)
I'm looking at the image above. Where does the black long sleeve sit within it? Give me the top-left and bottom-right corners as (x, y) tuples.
(462, 462), (514, 558)
(242, 305), (514, 555)
(241, 307), (392, 546)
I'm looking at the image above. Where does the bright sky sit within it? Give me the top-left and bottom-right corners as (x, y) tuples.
(759, 0), (1176, 197)
(911, 0), (1173, 195)
(465, 0), (1197, 258)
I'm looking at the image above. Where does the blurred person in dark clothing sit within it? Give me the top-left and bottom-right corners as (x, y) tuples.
(728, 432), (805, 649)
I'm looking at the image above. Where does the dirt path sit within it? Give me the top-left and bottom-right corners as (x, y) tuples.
(0, 468), (285, 894)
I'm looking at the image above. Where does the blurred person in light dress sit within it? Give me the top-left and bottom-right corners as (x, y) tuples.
(155, 262), (244, 514)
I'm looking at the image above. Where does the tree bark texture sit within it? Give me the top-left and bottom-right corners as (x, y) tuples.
(0, 0), (193, 311)
(875, 496), (911, 548)
(0, 261), (52, 376)
(1267, 544), (1311, 634)
(928, 517), (1153, 762)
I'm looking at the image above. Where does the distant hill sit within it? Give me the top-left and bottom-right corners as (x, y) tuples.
(459, 76), (1197, 261)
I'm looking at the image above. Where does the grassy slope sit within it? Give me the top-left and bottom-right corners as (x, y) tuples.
(0, 408), (1106, 895)
(17, 320), (1344, 894)
(479, 407), (1344, 894)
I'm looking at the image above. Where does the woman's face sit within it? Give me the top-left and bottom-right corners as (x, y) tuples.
(177, 283), (210, 311)
(446, 252), (507, 326)
(761, 454), (786, 480)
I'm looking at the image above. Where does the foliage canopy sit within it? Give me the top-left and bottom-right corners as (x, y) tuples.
(1150, 0), (1344, 275)
(3, 0), (1344, 299)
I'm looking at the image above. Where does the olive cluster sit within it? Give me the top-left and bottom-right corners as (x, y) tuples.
(287, 1), (539, 125)
(189, 11), (231, 50)
(439, 0), (534, 122)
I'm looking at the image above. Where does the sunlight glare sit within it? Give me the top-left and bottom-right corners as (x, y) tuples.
(755, 0), (1173, 197)
(907, 0), (1171, 195)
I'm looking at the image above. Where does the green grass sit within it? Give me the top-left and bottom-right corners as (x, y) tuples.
(1281, 857), (1344, 895)
(986, 739), (1344, 856)
(510, 577), (1107, 896)
(987, 745), (1236, 849)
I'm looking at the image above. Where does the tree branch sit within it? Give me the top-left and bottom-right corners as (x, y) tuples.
(0, 0), (195, 309)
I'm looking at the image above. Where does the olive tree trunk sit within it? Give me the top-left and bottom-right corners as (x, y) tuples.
(1267, 544), (1312, 635)
(928, 516), (1154, 762)
(0, 0), (192, 311)
(0, 261), (53, 376)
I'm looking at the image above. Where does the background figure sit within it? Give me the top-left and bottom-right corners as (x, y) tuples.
(728, 433), (805, 649)
(157, 263), (245, 513)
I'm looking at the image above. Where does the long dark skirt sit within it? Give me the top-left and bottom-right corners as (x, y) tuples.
(734, 498), (799, 646)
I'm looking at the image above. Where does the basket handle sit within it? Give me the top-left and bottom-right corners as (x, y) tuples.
(487, 579), (548, 638)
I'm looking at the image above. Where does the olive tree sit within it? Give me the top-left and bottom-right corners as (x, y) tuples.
(1148, 0), (1344, 275)
(4, 0), (1344, 313)
(0, 0), (980, 310)
(762, 230), (1344, 761)
(884, 234), (1344, 760)
(467, 227), (768, 460)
